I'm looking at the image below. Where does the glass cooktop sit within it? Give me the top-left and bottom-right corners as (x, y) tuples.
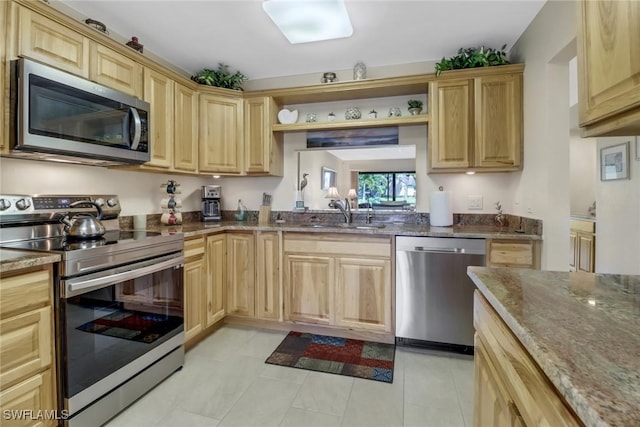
(2, 230), (162, 253)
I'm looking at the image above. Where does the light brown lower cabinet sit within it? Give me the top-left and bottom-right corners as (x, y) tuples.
(183, 236), (206, 344)
(206, 233), (226, 326)
(486, 238), (540, 269)
(474, 292), (580, 427)
(226, 232), (256, 317)
(255, 231), (281, 321)
(0, 265), (57, 427)
(283, 233), (392, 334)
(569, 219), (595, 272)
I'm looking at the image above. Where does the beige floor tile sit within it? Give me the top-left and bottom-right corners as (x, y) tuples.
(341, 377), (403, 427)
(155, 409), (220, 427)
(218, 377), (300, 427)
(261, 363), (309, 384)
(404, 400), (466, 427)
(238, 329), (289, 359)
(280, 407), (342, 427)
(190, 325), (257, 362)
(292, 371), (354, 416)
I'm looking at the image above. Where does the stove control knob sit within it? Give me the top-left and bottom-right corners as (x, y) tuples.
(107, 198), (118, 207)
(16, 198), (32, 210)
(0, 199), (11, 211)
(94, 198), (105, 207)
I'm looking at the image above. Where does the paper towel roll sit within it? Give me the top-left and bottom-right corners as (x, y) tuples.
(430, 191), (453, 226)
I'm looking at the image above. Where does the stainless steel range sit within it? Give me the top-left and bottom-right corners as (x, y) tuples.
(0, 194), (185, 427)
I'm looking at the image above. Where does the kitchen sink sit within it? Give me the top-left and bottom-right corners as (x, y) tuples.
(296, 223), (386, 230)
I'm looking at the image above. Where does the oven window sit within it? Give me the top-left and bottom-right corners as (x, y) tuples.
(61, 265), (184, 399)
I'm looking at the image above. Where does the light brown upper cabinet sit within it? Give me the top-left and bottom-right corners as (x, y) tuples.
(15, 4), (90, 78)
(174, 83), (199, 173)
(428, 68), (523, 173)
(199, 93), (244, 174)
(577, 0), (640, 136)
(1, 1), (7, 151)
(143, 68), (174, 168)
(89, 43), (142, 98)
(244, 96), (284, 176)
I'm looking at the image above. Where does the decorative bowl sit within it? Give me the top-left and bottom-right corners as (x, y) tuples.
(277, 109), (298, 124)
(345, 107), (361, 120)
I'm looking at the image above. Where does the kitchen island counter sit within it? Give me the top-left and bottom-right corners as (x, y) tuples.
(468, 267), (640, 427)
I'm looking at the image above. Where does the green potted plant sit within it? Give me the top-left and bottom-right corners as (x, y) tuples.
(407, 99), (423, 115)
(435, 45), (510, 77)
(191, 63), (247, 91)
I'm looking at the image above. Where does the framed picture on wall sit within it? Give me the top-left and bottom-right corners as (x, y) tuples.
(600, 141), (630, 181)
(321, 167), (337, 190)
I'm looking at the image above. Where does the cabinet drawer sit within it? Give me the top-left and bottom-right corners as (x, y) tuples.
(474, 292), (579, 427)
(0, 369), (56, 427)
(569, 219), (595, 234)
(486, 239), (538, 268)
(284, 233), (391, 258)
(184, 236), (205, 259)
(0, 307), (52, 389)
(0, 267), (51, 319)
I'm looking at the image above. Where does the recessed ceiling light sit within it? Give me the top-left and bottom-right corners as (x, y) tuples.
(263, 0), (353, 44)
(465, 171), (476, 175)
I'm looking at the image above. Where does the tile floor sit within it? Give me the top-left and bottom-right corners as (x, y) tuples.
(104, 325), (474, 427)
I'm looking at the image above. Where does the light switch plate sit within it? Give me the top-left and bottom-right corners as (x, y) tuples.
(468, 195), (483, 210)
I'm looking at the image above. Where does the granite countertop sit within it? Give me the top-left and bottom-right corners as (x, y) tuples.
(0, 249), (61, 274)
(467, 267), (640, 427)
(143, 220), (542, 240)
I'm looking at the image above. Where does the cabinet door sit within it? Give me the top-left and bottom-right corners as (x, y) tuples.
(226, 233), (255, 317)
(199, 94), (243, 174)
(577, 233), (595, 273)
(244, 96), (283, 176)
(17, 6), (89, 78)
(335, 257), (391, 332)
(206, 233), (226, 326)
(1, 1), (8, 152)
(284, 254), (333, 325)
(184, 256), (205, 344)
(569, 230), (578, 272)
(429, 79), (473, 169)
(473, 338), (511, 427)
(174, 83), (199, 172)
(0, 369), (56, 427)
(143, 68), (174, 168)
(256, 232), (281, 320)
(89, 43), (142, 97)
(0, 307), (52, 389)
(474, 74), (522, 169)
(578, 0), (640, 126)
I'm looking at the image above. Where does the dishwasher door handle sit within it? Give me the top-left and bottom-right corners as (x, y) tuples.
(411, 247), (484, 255)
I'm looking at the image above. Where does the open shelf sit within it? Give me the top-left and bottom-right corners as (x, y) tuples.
(272, 114), (429, 132)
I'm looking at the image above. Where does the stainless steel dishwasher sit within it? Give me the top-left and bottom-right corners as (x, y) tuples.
(395, 236), (485, 354)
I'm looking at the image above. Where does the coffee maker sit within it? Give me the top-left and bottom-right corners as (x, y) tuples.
(201, 185), (221, 222)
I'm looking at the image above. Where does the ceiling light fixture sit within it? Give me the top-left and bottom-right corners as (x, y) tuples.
(262, 0), (353, 44)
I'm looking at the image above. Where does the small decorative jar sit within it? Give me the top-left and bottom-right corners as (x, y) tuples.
(321, 72), (337, 83)
(368, 109), (377, 119)
(353, 61), (367, 80)
(345, 107), (362, 120)
(305, 113), (317, 123)
(388, 107), (402, 117)
(327, 112), (336, 122)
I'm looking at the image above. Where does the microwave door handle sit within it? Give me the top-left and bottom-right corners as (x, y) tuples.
(129, 107), (142, 150)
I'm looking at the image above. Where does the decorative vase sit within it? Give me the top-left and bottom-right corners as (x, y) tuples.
(321, 72), (337, 83)
(327, 112), (336, 122)
(345, 107), (361, 120)
(305, 113), (317, 123)
(353, 61), (367, 80)
(388, 107), (401, 117)
(408, 107), (422, 116)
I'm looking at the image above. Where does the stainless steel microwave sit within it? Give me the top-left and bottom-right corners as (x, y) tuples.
(10, 58), (150, 165)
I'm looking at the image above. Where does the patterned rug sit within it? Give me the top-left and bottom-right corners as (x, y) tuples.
(265, 331), (395, 383)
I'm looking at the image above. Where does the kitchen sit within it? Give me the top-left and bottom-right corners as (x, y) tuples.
(0, 1), (639, 427)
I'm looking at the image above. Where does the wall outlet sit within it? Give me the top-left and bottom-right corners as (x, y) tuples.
(468, 195), (483, 210)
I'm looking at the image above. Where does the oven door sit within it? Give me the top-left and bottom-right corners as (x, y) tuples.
(58, 253), (184, 416)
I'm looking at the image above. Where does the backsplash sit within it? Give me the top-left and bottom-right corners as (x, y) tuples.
(120, 211), (542, 235)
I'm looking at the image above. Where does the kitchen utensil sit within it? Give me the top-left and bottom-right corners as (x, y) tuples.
(59, 201), (105, 239)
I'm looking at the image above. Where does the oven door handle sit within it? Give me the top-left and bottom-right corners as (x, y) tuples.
(64, 255), (184, 297)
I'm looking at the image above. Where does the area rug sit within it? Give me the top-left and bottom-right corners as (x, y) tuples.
(77, 310), (182, 344)
(265, 331), (395, 383)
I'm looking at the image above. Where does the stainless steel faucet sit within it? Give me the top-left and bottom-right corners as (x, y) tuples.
(329, 198), (352, 223)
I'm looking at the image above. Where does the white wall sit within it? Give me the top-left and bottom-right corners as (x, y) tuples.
(509, 0), (577, 271)
(595, 136), (640, 274)
(0, 157), (213, 215)
(570, 135), (597, 216)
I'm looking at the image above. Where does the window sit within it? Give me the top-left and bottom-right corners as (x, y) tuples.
(357, 171), (416, 208)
